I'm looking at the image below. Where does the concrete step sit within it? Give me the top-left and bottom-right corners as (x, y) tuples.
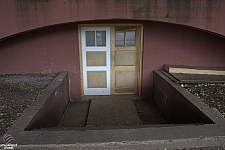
(86, 96), (142, 127)
(45, 95), (167, 131)
(58, 100), (90, 127)
(36, 123), (195, 132)
(134, 100), (166, 124)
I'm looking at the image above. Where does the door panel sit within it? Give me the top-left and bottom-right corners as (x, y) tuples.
(111, 27), (139, 94)
(81, 27), (110, 95)
(87, 71), (107, 88)
(115, 70), (134, 88)
(115, 51), (135, 66)
(86, 51), (106, 66)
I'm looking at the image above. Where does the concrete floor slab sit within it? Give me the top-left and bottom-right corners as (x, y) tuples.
(54, 96), (166, 130)
(59, 101), (90, 127)
(87, 96), (142, 127)
(134, 100), (166, 124)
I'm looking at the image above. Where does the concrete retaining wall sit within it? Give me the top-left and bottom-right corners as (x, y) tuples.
(1, 0), (225, 39)
(24, 71), (70, 130)
(153, 70), (213, 124)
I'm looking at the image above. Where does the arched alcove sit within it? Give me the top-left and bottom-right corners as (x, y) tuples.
(0, 20), (224, 100)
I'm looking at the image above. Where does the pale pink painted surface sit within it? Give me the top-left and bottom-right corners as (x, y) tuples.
(0, 21), (225, 100)
(1, 0), (225, 100)
(142, 21), (225, 99)
(0, 24), (81, 100)
(0, 0), (225, 40)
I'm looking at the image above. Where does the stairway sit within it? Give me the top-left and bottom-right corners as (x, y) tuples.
(57, 95), (166, 130)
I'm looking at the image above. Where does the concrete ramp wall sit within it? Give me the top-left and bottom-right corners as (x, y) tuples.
(25, 71), (70, 130)
(153, 70), (213, 124)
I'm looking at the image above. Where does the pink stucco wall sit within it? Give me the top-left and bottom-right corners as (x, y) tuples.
(1, 0), (225, 100)
(142, 21), (225, 99)
(0, 24), (81, 100)
(0, 20), (225, 100)
(1, 0), (225, 40)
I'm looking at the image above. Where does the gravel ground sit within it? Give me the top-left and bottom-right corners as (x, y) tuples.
(175, 83), (225, 150)
(0, 73), (57, 136)
(182, 83), (225, 119)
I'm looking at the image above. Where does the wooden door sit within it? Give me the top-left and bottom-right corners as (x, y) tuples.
(111, 26), (142, 95)
(81, 27), (111, 95)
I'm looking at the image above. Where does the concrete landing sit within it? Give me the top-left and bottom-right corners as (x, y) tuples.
(86, 96), (142, 127)
(134, 100), (166, 124)
(56, 95), (166, 130)
(59, 101), (90, 127)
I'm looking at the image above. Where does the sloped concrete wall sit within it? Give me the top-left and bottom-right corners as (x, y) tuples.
(25, 71), (70, 130)
(1, 0), (225, 39)
(153, 70), (213, 124)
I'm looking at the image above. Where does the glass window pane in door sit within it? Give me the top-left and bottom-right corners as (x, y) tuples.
(126, 30), (135, 46)
(86, 31), (95, 46)
(96, 31), (106, 46)
(115, 30), (124, 46)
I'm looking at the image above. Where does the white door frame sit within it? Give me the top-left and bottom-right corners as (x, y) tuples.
(81, 27), (111, 95)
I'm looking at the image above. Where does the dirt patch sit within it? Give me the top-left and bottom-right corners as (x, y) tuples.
(0, 73), (57, 136)
(182, 83), (225, 119)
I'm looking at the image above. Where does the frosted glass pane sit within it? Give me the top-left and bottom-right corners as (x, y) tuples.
(86, 51), (106, 66)
(116, 30), (124, 46)
(86, 31), (95, 46)
(126, 30), (135, 46)
(116, 51), (134, 66)
(87, 71), (107, 88)
(96, 31), (106, 46)
(116, 71), (134, 88)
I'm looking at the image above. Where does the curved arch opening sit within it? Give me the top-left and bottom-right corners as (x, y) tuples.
(0, 19), (225, 100)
